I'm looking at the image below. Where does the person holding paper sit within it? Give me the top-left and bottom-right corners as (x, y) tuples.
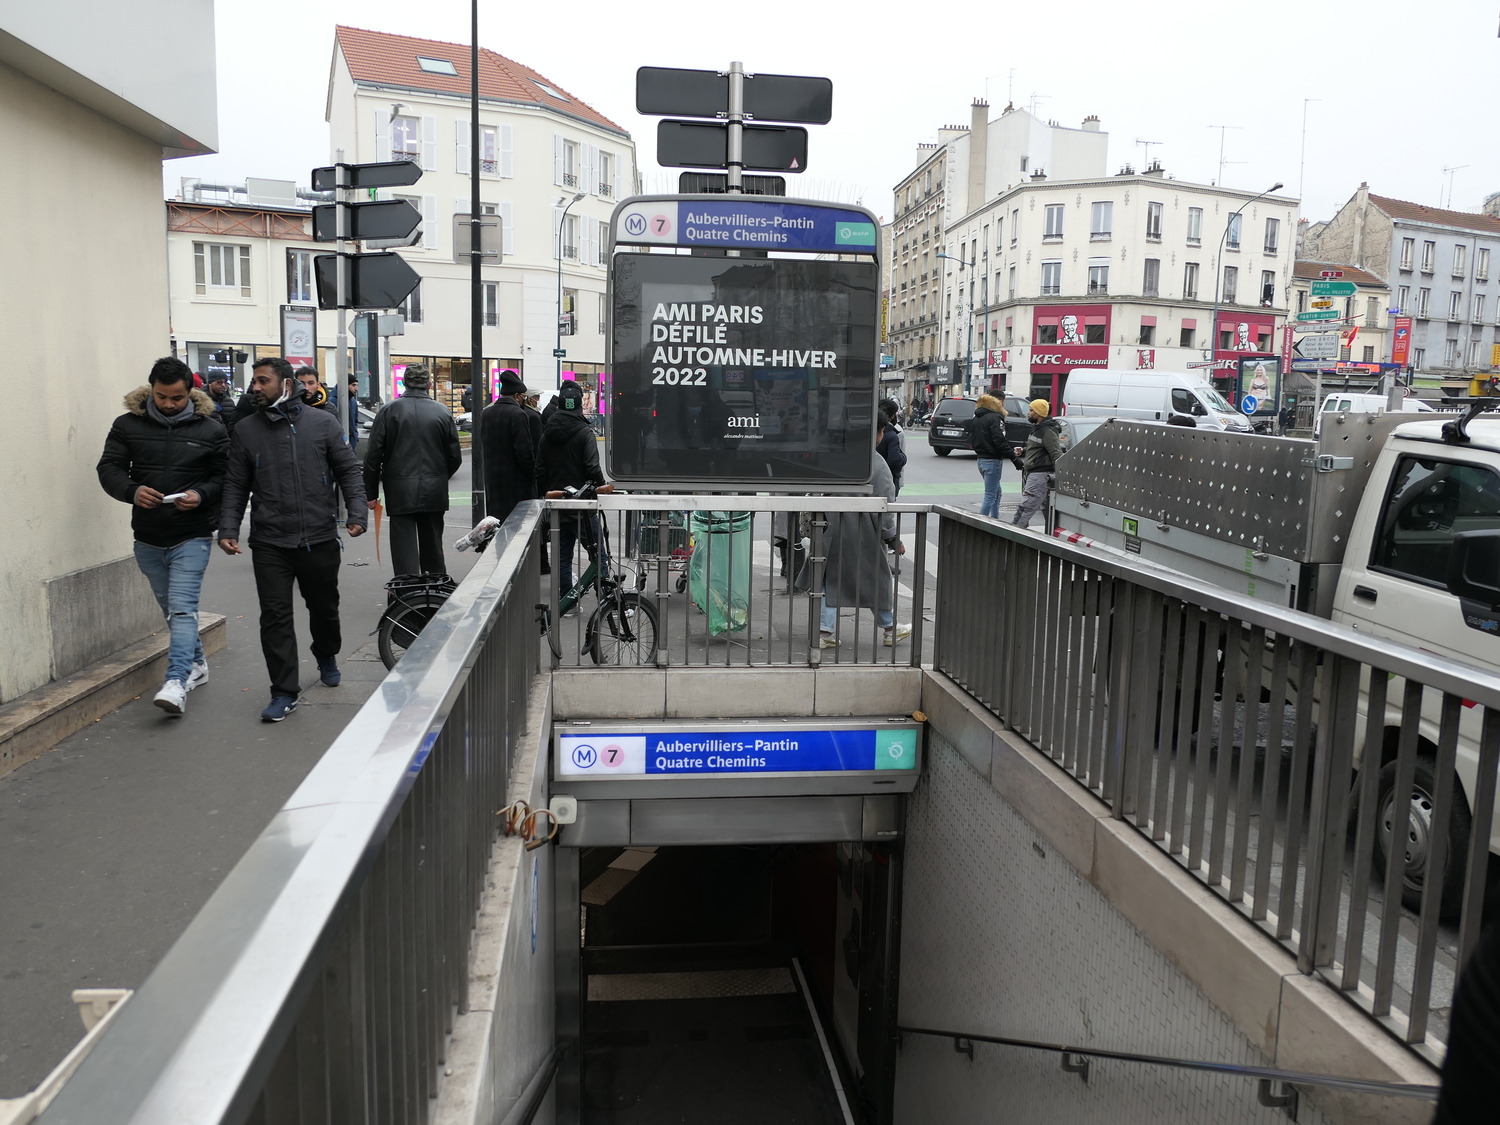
(96, 356), (229, 716)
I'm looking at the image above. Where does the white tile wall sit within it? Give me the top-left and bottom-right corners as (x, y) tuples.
(894, 733), (1328, 1125)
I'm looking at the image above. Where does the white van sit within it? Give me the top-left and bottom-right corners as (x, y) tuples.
(1061, 369), (1250, 432)
(1313, 391), (1435, 436)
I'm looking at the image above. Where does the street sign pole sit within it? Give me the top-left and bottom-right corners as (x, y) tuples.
(725, 61), (744, 194)
(469, 0), (485, 528)
(334, 147), (350, 443)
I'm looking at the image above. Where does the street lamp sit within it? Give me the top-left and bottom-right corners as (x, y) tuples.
(555, 191), (586, 387)
(936, 250), (978, 396)
(1207, 182), (1282, 391)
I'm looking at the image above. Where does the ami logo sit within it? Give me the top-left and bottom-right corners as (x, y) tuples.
(726, 415), (762, 428)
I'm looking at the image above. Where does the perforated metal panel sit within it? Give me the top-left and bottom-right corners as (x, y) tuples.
(1054, 416), (1412, 564)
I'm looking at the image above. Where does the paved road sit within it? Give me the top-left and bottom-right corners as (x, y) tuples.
(0, 435), (1014, 1095)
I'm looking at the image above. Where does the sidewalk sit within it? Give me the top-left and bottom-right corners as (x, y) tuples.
(0, 511), (481, 1097)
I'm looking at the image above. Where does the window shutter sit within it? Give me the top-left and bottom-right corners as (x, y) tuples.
(374, 108), (390, 163)
(553, 205), (564, 257)
(597, 219), (608, 265)
(500, 125), (514, 178)
(455, 118), (469, 174)
(553, 135), (564, 186)
(586, 145), (599, 195)
(582, 218), (596, 267)
(423, 195), (438, 250)
(500, 202), (513, 257)
(421, 116), (438, 171)
(455, 196), (470, 215)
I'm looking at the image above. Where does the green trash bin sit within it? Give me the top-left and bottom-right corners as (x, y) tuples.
(688, 510), (752, 635)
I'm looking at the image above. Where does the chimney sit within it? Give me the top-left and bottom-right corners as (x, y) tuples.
(1030, 170), (1047, 181)
(968, 99), (989, 212)
(1081, 115), (1100, 132)
(1143, 161), (1165, 178)
(1116, 164), (1136, 176)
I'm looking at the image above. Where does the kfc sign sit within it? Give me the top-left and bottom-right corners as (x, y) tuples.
(1136, 349), (1155, 370)
(1214, 313), (1277, 364)
(987, 348), (1009, 369)
(1030, 304), (1111, 373)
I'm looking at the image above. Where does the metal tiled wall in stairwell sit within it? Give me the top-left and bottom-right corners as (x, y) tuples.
(894, 734), (1328, 1125)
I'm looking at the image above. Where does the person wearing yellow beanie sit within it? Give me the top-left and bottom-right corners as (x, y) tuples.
(1015, 399), (1064, 528)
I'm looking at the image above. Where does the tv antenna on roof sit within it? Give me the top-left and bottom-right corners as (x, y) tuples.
(1442, 165), (1469, 209)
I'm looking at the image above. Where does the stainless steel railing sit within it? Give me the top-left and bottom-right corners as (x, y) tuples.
(933, 506), (1500, 1062)
(543, 496), (932, 669)
(39, 505), (544, 1125)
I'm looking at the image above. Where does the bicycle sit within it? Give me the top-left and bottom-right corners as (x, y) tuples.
(539, 485), (659, 665)
(375, 516), (500, 670)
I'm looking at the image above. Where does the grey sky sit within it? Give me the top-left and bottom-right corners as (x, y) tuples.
(171, 0), (1500, 226)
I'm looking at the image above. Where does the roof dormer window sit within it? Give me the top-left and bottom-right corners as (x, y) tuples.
(416, 56), (457, 75)
(534, 81), (569, 103)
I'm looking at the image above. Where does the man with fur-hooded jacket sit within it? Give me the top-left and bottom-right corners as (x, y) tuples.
(96, 356), (229, 716)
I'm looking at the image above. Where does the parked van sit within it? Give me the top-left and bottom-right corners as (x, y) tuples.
(1313, 391), (1435, 436)
(1061, 369), (1250, 432)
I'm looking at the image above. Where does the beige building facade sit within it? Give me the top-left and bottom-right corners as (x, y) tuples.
(0, 0), (217, 703)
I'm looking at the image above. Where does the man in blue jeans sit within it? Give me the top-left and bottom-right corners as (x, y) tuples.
(966, 394), (1023, 520)
(97, 356), (229, 715)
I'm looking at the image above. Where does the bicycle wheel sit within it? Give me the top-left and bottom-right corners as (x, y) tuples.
(378, 592), (447, 669)
(586, 592), (659, 666)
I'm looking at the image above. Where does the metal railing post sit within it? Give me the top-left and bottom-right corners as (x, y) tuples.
(910, 511), (928, 668)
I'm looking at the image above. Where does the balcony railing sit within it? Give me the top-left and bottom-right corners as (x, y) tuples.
(562, 172), (578, 188)
(392, 149), (419, 164)
(598, 182), (613, 198)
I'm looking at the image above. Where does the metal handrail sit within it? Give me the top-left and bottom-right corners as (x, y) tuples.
(497, 1042), (570, 1125)
(40, 506), (544, 1124)
(896, 1025), (1440, 1101)
(933, 503), (1500, 713)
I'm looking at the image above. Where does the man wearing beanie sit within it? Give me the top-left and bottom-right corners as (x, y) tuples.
(1014, 398), (1064, 529)
(538, 380), (612, 595)
(479, 368), (539, 525)
(362, 362), (462, 576)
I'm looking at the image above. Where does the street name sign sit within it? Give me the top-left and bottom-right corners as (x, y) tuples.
(636, 66), (833, 124)
(312, 160), (424, 191)
(657, 120), (808, 172)
(312, 199), (422, 243)
(1297, 309), (1341, 322)
(615, 197), (875, 253)
(1311, 280), (1357, 297)
(1297, 332), (1339, 359)
(313, 252), (420, 311)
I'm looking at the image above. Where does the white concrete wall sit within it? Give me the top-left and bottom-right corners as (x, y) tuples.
(0, 62), (173, 700)
(896, 734), (1329, 1125)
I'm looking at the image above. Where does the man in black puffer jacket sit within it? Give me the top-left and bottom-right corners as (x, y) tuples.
(362, 363), (462, 576)
(537, 381), (612, 594)
(965, 394), (1023, 519)
(218, 357), (367, 723)
(97, 356), (229, 716)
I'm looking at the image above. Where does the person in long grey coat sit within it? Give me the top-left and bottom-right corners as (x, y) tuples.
(818, 415), (911, 649)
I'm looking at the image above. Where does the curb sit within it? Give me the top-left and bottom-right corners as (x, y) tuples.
(0, 614), (228, 779)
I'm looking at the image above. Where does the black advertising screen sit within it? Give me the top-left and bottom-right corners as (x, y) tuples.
(608, 253), (879, 488)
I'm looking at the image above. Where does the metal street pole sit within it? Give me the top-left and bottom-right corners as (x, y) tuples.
(334, 147), (349, 443)
(555, 192), (585, 387)
(1207, 182), (1282, 395)
(468, 0), (486, 527)
(726, 61), (744, 194)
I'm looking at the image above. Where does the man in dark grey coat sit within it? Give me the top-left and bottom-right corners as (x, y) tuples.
(362, 363), (462, 576)
(818, 416), (911, 650)
(218, 356), (367, 722)
(479, 369), (538, 525)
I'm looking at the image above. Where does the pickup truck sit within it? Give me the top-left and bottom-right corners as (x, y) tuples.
(1049, 407), (1500, 915)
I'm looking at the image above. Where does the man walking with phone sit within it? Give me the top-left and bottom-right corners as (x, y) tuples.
(218, 357), (367, 722)
(97, 356), (229, 715)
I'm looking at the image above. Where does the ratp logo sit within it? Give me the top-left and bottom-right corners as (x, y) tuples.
(623, 213), (647, 237)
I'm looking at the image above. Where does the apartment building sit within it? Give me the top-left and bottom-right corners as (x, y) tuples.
(941, 166), (1298, 405)
(328, 26), (636, 408)
(888, 101), (1109, 403)
(0, 0), (216, 703)
(1307, 184), (1500, 376)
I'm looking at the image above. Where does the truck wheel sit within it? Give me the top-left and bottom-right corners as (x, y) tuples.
(934, 447), (951, 457)
(1372, 754), (1472, 918)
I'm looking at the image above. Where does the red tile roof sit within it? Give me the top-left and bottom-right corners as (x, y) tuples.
(1368, 194), (1500, 236)
(334, 26), (627, 138)
(1292, 260), (1387, 287)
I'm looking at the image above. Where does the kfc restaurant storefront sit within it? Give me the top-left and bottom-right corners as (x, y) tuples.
(1209, 312), (1277, 400)
(1030, 304), (1111, 406)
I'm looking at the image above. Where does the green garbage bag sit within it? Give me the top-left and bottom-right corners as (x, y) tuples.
(689, 510), (752, 634)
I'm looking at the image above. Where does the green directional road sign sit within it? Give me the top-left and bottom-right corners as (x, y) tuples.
(1297, 308), (1342, 321)
(1311, 280), (1357, 297)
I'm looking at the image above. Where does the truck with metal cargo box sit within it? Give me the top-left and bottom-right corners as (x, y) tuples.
(1050, 408), (1500, 915)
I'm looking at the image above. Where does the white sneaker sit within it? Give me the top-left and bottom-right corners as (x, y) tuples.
(883, 624), (913, 647)
(154, 679), (187, 715)
(185, 661), (210, 691)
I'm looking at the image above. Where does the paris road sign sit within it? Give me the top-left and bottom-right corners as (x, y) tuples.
(313, 252), (420, 311)
(1310, 280), (1358, 297)
(1296, 308), (1341, 321)
(312, 199), (422, 243)
(656, 120), (809, 172)
(312, 160), (424, 192)
(636, 67), (833, 124)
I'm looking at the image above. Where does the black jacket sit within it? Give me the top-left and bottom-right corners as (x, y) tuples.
(876, 427), (908, 488)
(479, 396), (538, 523)
(97, 386), (229, 548)
(968, 407), (1021, 465)
(218, 400), (367, 549)
(361, 390), (462, 515)
(537, 409), (605, 496)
